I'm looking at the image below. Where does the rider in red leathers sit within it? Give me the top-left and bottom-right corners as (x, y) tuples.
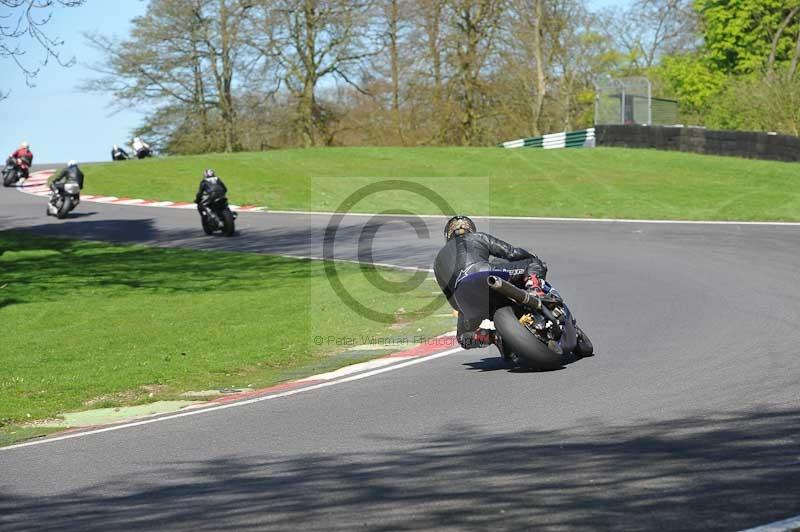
(7, 141), (33, 180)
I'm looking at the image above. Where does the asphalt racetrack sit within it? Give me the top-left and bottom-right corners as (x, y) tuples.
(1, 175), (799, 531)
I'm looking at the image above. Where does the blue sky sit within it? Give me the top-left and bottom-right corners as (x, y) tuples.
(0, 0), (627, 164)
(0, 1), (148, 164)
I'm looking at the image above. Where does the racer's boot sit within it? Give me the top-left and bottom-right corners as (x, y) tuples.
(457, 328), (495, 350)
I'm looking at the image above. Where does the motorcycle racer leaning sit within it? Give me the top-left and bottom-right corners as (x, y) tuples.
(48, 160), (84, 195)
(433, 215), (548, 350)
(7, 141), (34, 180)
(132, 137), (151, 159)
(111, 144), (129, 161)
(194, 168), (228, 213)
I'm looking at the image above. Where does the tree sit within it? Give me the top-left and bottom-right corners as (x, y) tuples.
(0, 0), (85, 98)
(601, 0), (697, 71)
(384, 0), (402, 137)
(695, 0), (800, 75)
(447, 0), (507, 145)
(404, 0), (447, 143)
(706, 72), (800, 135)
(652, 51), (726, 120)
(265, 0), (377, 147)
(86, 0), (262, 153)
(500, 0), (551, 136)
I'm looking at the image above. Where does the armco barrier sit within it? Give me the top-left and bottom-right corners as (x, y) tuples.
(500, 128), (595, 149)
(595, 125), (800, 162)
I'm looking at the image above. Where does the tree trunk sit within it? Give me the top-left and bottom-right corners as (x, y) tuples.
(767, 6), (799, 79)
(790, 27), (800, 79)
(531, 0), (546, 136)
(457, 2), (476, 145)
(422, 0), (444, 143)
(190, 29), (210, 151)
(388, 0), (403, 142)
(455, 0), (500, 145)
(218, 0), (236, 152)
(298, 0), (319, 147)
(299, 76), (317, 147)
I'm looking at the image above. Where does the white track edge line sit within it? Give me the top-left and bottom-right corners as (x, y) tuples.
(0, 347), (462, 452)
(260, 209), (800, 226)
(740, 514), (800, 532)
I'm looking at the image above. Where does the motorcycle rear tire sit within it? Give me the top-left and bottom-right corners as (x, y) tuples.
(56, 197), (72, 219)
(493, 305), (563, 371)
(221, 209), (235, 236)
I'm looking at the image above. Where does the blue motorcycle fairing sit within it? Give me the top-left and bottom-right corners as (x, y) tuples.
(558, 306), (578, 353)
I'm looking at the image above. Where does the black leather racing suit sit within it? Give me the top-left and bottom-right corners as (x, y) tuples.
(433, 232), (547, 349)
(48, 166), (84, 195)
(195, 176), (228, 212)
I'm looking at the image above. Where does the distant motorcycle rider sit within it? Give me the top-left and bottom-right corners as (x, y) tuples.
(7, 141), (34, 180)
(194, 168), (228, 213)
(433, 215), (548, 350)
(48, 160), (84, 196)
(111, 144), (129, 161)
(132, 137), (151, 159)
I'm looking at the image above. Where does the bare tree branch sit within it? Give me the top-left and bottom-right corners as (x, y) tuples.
(0, 0), (85, 99)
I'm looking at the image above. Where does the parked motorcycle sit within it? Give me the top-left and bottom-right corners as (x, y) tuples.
(198, 195), (236, 236)
(2, 158), (26, 187)
(453, 270), (593, 370)
(46, 183), (81, 219)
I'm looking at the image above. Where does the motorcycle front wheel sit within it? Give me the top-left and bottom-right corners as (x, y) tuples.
(3, 171), (16, 187)
(493, 306), (563, 371)
(56, 197), (72, 219)
(200, 213), (214, 235)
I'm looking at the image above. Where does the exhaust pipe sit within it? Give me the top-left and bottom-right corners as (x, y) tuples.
(487, 275), (561, 323)
(487, 275), (541, 310)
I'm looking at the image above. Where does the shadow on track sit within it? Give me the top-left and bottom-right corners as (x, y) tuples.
(3, 217), (164, 244)
(2, 406), (798, 531)
(59, 211), (99, 219)
(0, 210), (438, 267)
(463, 351), (585, 372)
(0, 226), (313, 306)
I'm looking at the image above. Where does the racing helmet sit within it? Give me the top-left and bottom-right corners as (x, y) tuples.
(67, 160), (77, 167)
(444, 215), (476, 241)
(204, 168), (216, 178)
(20, 141), (29, 149)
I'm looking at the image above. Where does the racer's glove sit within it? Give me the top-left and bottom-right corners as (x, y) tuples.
(525, 273), (546, 297)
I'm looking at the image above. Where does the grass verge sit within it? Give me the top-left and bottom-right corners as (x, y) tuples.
(80, 146), (800, 221)
(0, 426), (63, 447)
(0, 230), (452, 438)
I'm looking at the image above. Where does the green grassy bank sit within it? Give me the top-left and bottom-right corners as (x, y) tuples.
(80, 146), (800, 221)
(0, 231), (451, 443)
